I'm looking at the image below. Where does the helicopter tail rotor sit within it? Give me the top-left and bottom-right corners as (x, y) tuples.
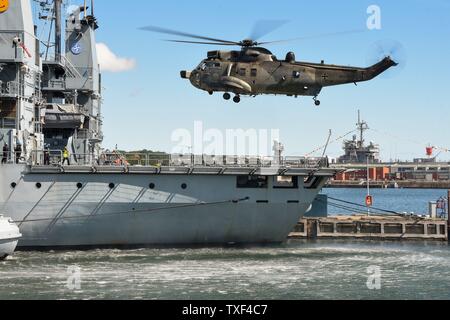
(366, 39), (407, 78)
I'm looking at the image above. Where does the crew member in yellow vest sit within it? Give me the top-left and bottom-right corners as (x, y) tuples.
(62, 147), (70, 166)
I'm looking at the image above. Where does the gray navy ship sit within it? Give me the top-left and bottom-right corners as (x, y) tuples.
(0, 0), (337, 248)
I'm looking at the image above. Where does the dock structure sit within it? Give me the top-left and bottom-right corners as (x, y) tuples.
(290, 215), (448, 241)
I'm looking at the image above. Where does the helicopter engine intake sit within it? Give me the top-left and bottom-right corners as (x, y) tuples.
(285, 52), (296, 63)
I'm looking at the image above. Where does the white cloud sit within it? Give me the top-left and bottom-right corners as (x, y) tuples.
(96, 43), (136, 72)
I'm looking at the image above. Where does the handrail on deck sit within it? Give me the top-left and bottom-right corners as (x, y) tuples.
(26, 150), (329, 169)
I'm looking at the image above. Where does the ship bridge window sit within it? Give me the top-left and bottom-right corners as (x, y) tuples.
(237, 176), (268, 189)
(274, 176), (298, 189)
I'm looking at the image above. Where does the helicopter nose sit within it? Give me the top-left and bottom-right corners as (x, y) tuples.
(180, 70), (192, 79)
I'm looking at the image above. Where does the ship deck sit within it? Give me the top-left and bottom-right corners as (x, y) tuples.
(26, 153), (339, 176)
(27, 164), (339, 177)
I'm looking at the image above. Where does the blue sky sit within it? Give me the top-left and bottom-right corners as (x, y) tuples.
(71, 0), (450, 160)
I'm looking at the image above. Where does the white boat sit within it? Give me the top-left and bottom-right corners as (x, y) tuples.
(0, 216), (22, 260)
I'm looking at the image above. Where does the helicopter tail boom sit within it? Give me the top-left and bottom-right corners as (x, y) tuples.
(320, 56), (398, 87)
(360, 56), (398, 81)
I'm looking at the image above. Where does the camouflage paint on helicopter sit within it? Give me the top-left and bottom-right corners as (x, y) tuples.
(181, 48), (396, 105)
(142, 24), (397, 106)
(0, 0), (9, 13)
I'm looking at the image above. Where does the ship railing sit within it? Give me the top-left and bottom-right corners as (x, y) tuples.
(60, 56), (83, 79)
(27, 151), (329, 169)
(1, 151), (16, 164)
(1, 150), (29, 165)
(29, 150), (64, 166)
(0, 117), (16, 129)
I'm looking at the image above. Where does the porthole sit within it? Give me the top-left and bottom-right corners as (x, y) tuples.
(36, 183), (42, 189)
(109, 183), (115, 189)
(181, 183), (187, 190)
(149, 183), (155, 190)
(76, 183), (83, 189)
(10, 182), (17, 189)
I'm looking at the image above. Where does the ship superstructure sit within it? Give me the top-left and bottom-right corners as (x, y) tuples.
(0, 0), (43, 163)
(0, 0), (102, 164)
(338, 111), (380, 164)
(41, 0), (102, 161)
(0, 0), (338, 248)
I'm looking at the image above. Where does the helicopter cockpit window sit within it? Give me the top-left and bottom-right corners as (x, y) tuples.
(198, 63), (207, 71)
(206, 62), (221, 68)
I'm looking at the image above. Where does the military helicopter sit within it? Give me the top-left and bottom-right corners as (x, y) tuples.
(141, 24), (398, 106)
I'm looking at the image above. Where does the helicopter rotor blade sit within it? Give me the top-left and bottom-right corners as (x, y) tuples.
(165, 40), (237, 46)
(249, 20), (289, 41)
(139, 25), (239, 45)
(258, 29), (368, 45)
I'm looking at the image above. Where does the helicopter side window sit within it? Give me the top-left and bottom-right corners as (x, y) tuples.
(251, 69), (257, 77)
(205, 62), (221, 68)
(239, 68), (246, 76)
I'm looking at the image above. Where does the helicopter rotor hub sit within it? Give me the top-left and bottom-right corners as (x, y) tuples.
(240, 39), (258, 47)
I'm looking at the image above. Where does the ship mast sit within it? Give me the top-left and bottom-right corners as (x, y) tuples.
(357, 110), (369, 149)
(54, 0), (62, 62)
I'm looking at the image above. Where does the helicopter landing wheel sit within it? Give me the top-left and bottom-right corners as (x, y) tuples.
(313, 96), (321, 106)
(233, 95), (241, 103)
(208, 91), (214, 96)
(223, 93), (231, 100)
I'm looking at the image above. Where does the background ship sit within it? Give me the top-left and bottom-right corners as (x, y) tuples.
(0, 0), (337, 248)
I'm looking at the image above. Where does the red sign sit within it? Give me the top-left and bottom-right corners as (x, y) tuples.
(366, 195), (373, 207)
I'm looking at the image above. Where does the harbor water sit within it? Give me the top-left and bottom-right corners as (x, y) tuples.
(1, 188), (449, 300)
(324, 188), (448, 215)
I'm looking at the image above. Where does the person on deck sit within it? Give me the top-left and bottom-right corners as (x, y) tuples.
(2, 143), (9, 164)
(14, 143), (22, 164)
(62, 147), (70, 166)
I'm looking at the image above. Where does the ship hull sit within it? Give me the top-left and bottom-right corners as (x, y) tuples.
(0, 165), (327, 248)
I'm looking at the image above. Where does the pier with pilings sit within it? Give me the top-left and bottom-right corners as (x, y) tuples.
(289, 215), (448, 241)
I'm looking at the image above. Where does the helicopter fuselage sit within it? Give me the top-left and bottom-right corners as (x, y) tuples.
(181, 47), (397, 104)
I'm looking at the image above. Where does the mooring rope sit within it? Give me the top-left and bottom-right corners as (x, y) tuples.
(326, 196), (401, 216)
